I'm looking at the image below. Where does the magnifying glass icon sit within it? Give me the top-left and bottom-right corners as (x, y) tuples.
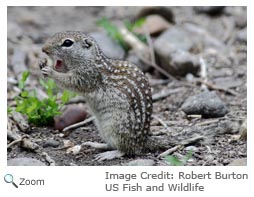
(4, 174), (18, 188)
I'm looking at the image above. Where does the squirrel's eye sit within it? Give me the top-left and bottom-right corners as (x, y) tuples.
(61, 39), (73, 47)
(84, 39), (92, 49)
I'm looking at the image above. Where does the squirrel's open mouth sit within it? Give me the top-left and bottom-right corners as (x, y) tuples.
(55, 59), (63, 71)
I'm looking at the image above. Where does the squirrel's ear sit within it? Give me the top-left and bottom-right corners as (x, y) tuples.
(82, 38), (93, 49)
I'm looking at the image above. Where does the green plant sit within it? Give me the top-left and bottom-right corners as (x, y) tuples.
(96, 17), (129, 51)
(164, 150), (193, 166)
(96, 17), (147, 51)
(14, 71), (75, 126)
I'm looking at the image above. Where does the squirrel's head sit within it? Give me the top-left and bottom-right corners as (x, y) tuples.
(42, 31), (103, 72)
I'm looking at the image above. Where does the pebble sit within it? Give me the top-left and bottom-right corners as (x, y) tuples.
(126, 159), (155, 166)
(204, 155), (214, 162)
(54, 104), (88, 131)
(90, 32), (125, 59)
(7, 157), (46, 166)
(136, 6), (175, 24)
(133, 14), (171, 35)
(43, 139), (60, 148)
(185, 146), (199, 152)
(181, 91), (229, 118)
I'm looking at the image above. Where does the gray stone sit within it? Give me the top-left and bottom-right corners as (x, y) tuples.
(227, 158), (247, 166)
(185, 146), (199, 152)
(154, 24), (225, 76)
(126, 159), (155, 166)
(43, 139), (60, 148)
(181, 91), (229, 118)
(204, 155), (215, 162)
(90, 32), (125, 59)
(7, 157), (46, 166)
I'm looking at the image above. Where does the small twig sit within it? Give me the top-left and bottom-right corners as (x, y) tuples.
(62, 116), (95, 132)
(180, 136), (205, 145)
(187, 114), (202, 119)
(152, 87), (183, 101)
(7, 130), (21, 141)
(196, 119), (219, 126)
(199, 57), (208, 90)
(195, 79), (238, 96)
(152, 115), (172, 134)
(7, 138), (23, 149)
(157, 145), (182, 158)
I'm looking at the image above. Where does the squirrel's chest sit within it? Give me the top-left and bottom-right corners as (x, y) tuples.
(84, 87), (131, 119)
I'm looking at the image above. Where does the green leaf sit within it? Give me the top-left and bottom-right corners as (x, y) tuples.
(165, 155), (184, 166)
(61, 90), (69, 104)
(18, 71), (30, 89)
(21, 91), (29, 97)
(132, 18), (146, 29)
(7, 106), (13, 114)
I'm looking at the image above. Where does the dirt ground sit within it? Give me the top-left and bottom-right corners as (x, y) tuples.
(7, 6), (247, 166)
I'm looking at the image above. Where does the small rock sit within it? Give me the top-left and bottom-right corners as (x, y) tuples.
(222, 159), (230, 165)
(194, 6), (225, 15)
(136, 6), (175, 24)
(204, 155), (214, 161)
(66, 145), (82, 155)
(133, 14), (171, 35)
(126, 159), (155, 166)
(7, 158), (46, 166)
(54, 104), (88, 131)
(185, 146), (199, 152)
(240, 119), (247, 141)
(154, 24), (225, 76)
(90, 32), (125, 59)
(181, 91), (229, 118)
(43, 139), (60, 148)
(126, 51), (151, 72)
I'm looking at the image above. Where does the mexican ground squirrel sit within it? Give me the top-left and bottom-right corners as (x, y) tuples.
(40, 31), (153, 160)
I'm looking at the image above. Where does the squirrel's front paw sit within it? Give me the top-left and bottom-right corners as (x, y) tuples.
(41, 66), (53, 77)
(39, 58), (48, 69)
